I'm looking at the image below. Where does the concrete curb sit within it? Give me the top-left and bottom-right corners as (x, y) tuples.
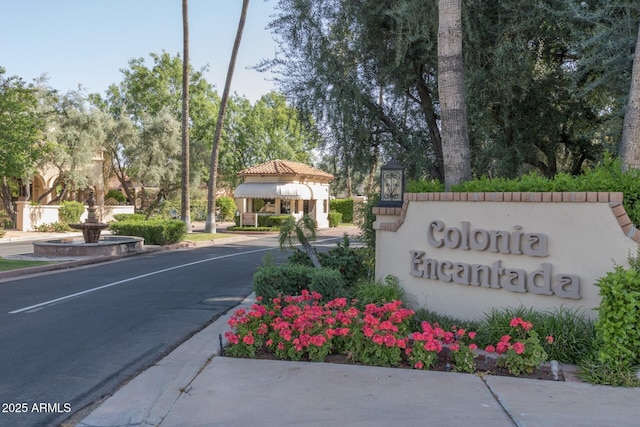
(77, 294), (257, 427)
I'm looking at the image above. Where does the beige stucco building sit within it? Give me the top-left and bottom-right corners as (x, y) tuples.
(234, 160), (334, 228)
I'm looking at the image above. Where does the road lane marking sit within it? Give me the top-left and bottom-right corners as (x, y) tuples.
(9, 247), (272, 314)
(9, 235), (349, 314)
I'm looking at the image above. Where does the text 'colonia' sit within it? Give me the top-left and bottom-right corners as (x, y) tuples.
(410, 220), (581, 299)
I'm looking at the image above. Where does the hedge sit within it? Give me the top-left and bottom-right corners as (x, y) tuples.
(109, 219), (187, 245)
(329, 199), (354, 223)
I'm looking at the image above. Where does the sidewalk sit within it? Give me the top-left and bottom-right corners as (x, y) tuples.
(77, 293), (640, 427)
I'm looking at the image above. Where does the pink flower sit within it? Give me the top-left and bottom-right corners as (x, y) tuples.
(277, 342), (285, 350)
(242, 334), (255, 345)
(383, 334), (397, 347)
(310, 335), (327, 347)
(485, 345), (496, 353)
(266, 339), (273, 346)
(546, 335), (554, 344)
(500, 335), (511, 343)
(468, 343), (478, 350)
(496, 341), (510, 354)
(224, 331), (239, 345)
(450, 343), (460, 352)
(414, 361), (424, 370)
(512, 342), (525, 355)
(509, 317), (522, 327)
(456, 328), (466, 337)
(372, 334), (384, 345)
(468, 332), (476, 340)
(396, 339), (407, 349)
(521, 321), (533, 331)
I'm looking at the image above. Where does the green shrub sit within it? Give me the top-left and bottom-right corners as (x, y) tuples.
(268, 215), (292, 227)
(594, 266), (640, 369)
(329, 199), (354, 223)
(288, 235), (371, 285)
(33, 222), (72, 232)
(113, 213), (146, 222)
(309, 269), (346, 302)
(106, 189), (126, 204)
(109, 219), (186, 245)
(578, 354), (640, 387)
(253, 264), (317, 301)
(59, 201), (85, 224)
(216, 196), (237, 221)
(0, 227), (5, 238)
(328, 211), (342, 227)
(352, 276), (405, 308)
(227, 226), (277, 232)
(407, 158), (640, 226)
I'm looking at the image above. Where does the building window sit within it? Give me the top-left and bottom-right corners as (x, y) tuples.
(280, 199), (290, 214)
(253, 198), (276, 213)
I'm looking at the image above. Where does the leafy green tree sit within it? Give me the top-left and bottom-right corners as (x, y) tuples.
(0, 68), (50, 221)
(93, 52), (218, 210)
(218, 92), (320, 188)
(42, 90), (107, 203)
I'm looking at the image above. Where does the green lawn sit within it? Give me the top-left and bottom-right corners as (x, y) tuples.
(182, 232), (237, 242)
(0, 258), (53, 271)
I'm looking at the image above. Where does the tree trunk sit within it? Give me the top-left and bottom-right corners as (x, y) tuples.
(1, 177), (16, 224)
(620, 21), (640, 170)
(437, 0), (471, 190)
(181, 0), (192, 232)
(205, 0), (249, 233)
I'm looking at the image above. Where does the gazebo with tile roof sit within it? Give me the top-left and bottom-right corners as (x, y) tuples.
(234, 159), (334, 228)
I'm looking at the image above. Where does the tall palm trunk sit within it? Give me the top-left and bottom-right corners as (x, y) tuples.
(620, 21), (640, 170)
(205, 0), (250, 232)
(437, 0), (471, 190)
(181, 0), (191, 232)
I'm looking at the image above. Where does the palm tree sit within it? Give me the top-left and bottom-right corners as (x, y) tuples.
(279, 215), (322, 268)
(620, 20), (640, 170)
(437, 0), (471, 190)
(205, 0), (250, 232)
(181, 0), (191, 232)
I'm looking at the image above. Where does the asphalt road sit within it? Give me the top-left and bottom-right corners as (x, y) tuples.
(0, 236), (294, 427)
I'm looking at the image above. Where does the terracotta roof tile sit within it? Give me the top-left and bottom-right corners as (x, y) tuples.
(238, 159), (334, 181)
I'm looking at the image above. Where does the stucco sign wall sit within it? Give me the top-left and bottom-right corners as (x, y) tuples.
(374, 192), (639, 320)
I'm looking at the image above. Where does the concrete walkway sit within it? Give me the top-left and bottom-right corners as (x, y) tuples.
(77, 293), (640, 427)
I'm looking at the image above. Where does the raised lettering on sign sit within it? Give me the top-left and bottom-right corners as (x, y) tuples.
(426, 220), (548, 257)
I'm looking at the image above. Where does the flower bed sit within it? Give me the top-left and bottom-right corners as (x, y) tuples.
(224, 291), (558, 380)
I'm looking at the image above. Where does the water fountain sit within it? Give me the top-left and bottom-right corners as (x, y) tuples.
(68, 189), (109, 243)
(33, 189), (143, 257)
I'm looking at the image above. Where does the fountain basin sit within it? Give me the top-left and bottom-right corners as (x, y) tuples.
(33, 236), (144, 257)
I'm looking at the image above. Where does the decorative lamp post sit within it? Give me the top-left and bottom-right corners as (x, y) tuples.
(379, 159), (405, 208)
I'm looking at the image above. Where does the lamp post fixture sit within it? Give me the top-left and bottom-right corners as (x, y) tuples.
(379, 159), (405, 208)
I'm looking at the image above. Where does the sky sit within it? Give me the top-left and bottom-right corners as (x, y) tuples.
(1, 0), (279, 103)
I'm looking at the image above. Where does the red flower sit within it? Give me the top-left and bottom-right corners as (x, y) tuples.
(242, 334), (255, 345)
(512, 342), (525, 355)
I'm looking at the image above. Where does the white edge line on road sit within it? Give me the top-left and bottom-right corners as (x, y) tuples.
(9, 235), (345, 315)
(9, 247), (271, 314)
